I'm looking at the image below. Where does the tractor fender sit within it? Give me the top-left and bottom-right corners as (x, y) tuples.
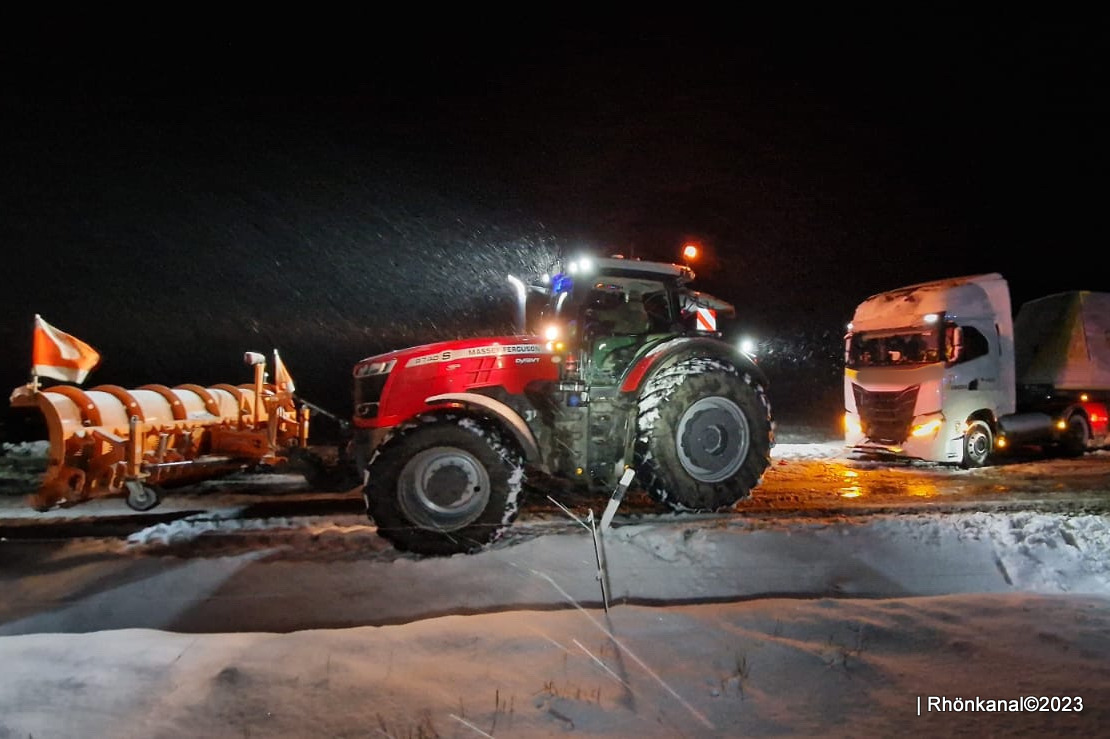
(620, 336), (768, 394)
(424, 392), (543, 465)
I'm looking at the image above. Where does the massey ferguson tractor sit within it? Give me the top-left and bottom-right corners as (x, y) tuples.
(352, 253), (775, 555)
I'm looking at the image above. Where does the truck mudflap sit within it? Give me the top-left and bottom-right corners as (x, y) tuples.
(8, 351), (308, 511)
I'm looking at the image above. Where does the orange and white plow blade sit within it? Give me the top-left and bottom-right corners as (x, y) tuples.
(9, 352), (309, 511)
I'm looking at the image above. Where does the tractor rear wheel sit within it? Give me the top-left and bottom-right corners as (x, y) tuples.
(364, 414), (525, 555)
(634, 356), (773, 511)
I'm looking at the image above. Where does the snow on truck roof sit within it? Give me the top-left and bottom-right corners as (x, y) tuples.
(851, 273), (1009, 330)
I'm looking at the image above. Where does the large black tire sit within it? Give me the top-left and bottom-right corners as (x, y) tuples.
(1058, 413), (1090, 458)
(364, 414), (526, 556)
(634, 356), (773, 511)
(961, 419), (993, 469)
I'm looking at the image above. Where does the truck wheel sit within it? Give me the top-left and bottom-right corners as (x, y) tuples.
(961, 420), (993, 468)
(1059, 414), (1090, 458)
(364, 414), (525, 555)
(634, 357), (773, 511)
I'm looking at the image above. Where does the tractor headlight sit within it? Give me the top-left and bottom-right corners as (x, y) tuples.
(544, 323), (566, 352)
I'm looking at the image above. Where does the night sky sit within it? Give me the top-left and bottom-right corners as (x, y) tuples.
(1, 17), (1103, 427)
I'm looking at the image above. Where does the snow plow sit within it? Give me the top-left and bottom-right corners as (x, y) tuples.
(9, 322), (309, 511)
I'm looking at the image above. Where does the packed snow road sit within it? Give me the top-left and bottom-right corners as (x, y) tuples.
(1, 436), (1109, 635)
(2, 436), (1109, 544)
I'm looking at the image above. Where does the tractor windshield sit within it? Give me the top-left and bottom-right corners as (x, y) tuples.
(576, 277), (678, 337)
(525, 274), (675, 336)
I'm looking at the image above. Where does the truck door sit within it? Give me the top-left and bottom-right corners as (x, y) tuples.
(945, 321), (1007, 415)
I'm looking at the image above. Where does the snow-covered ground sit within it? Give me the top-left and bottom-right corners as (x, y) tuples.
(1, 437), (1108, 736)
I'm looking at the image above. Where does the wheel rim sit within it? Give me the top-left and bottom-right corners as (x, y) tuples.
(675, 396), (750, 483)
(127, 484), (158, 511)
(965, 423), (992, 465)
(396, 445), (491, 532)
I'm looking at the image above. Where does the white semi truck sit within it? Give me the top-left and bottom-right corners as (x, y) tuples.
(843, 273), (1110, 467)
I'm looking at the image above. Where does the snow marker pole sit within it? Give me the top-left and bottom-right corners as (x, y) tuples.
(588, 509), (610, 612)
(600, 467), (635, 531)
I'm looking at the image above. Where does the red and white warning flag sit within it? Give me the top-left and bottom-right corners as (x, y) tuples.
(273, 349), (296, 393)
(32, 314), (102, 384)
(695, 307), (717, 332)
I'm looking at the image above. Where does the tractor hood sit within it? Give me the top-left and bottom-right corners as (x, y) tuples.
(352, 336), (560, 429)
(354, 335), (551, 374)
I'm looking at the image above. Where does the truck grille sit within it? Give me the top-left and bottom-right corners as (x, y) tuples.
(354, 374), (389, 419)
(852, 384), (918, 444)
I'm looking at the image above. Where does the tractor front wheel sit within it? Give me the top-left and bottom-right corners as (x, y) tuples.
(364, 414), (525, 555)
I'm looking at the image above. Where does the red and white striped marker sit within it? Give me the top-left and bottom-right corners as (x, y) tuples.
(696, 307), (717, 332)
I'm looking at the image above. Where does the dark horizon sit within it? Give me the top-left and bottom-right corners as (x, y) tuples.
(1, 18), (1102, 424)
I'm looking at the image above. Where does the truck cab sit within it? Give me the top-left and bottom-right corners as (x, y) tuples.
(843, 273), (1014, 467)
(845, 274), (1110, 467)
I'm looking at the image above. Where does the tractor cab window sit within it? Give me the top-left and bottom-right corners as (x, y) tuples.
(642, 290), (675, 333)
(578, 277), (671, 382)
(583, 283), (649, 336)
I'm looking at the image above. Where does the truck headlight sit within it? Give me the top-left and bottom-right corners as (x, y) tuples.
(844, 413), (862, 436)
(911, 418), (943, 438)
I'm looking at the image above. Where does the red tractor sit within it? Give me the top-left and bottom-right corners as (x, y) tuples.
(350, 253), (775, 555)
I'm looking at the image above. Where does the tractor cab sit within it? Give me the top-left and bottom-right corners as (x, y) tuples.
(522, 254), (734, 384)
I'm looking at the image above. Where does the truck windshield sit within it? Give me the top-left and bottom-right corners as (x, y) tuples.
(846, 327), (942, 368)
